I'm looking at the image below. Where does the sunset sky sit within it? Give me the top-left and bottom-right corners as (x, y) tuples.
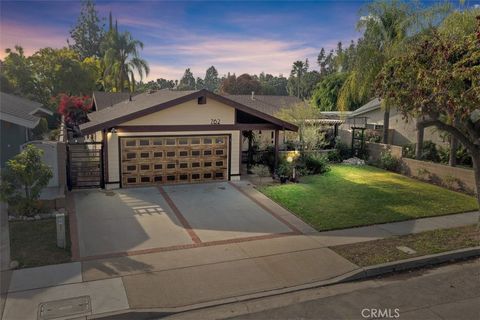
(1, 0), (478, 81)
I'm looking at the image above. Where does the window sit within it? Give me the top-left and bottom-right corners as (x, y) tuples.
(179, 151), (188, 157)
(204, 161), (212, 167)
(126, 165), (136, 171)
(140, 164), (150, 171)
(139, 139), (149, 146)
(154, 176), (162, 182)
(215, 137), (225, 144)
(166, 138), (176, 145)
(191, 150), (201, 157)
(166, 151), (176, 157)
(167, 163), (175, 169)
(153, 138), (163, 145)
(203, 150), (212, 156)
(140, 152), (149, 158)
(191, 162), (200, 168)
(126, 153), (136, 159)
(197, 96), (206, 104)
(215, 172), (224, 178)
(191, 138), (200, 144)
(141, 176), (150, 183)
(203, 138), (212, 144)
(154, 152), (163, 158)
(215, 149), (224, 156)
(179, 163), (188, 169)
(127, 177), (136, 183)
(179, 174), (188, 181)
(167, 175), (175, 181)
(154, 164), (163, 170)
(216, 161), (223, 167)
(126, 140), (136, 147)
(178, 138), (188, 145)
(204, 173), (212, 179)
(192, 173), (200, 180)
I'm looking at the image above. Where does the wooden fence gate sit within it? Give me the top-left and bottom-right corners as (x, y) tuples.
(67, 142), (104, 189)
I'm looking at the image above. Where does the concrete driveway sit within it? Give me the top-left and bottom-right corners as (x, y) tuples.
(72, 182), (296, 258)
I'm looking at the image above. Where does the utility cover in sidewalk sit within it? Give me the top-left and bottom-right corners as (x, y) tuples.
(396, 246), (417, 255)
(37, 296), (91, 320)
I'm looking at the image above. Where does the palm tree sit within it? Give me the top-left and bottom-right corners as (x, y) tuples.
(102, 20), (149, 92)
(291, 60), (308, 99)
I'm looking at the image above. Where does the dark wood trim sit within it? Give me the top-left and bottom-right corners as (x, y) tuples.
(274, 129), (280, 169)
(102, 130), (109, 185)
(230, 173), (241, 177)
(105, 181), (120, 184)
(81, 89), (298, 134)
(115, 124), (280, 132)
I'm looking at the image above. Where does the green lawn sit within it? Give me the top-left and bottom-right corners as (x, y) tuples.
(332, 224), (480, 266)
(10, 218), (71, 268)
(260, 165), (478, 231)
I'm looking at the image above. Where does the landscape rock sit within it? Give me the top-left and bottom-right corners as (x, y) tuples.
(9, 260), (19, 269)
(342, 157), (365, 165)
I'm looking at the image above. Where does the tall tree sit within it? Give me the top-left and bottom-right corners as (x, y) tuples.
(102, 20), (149, 92)
(177, 68), (196, 90)
(311, 72), (349, 111)
(289, 60), (309, 98)
(338, 0), (451, 143)
(204, 66), (220, 92)
(0, 46), (40, 101)
(376, 10), (480, 206)
(69, 0), (105, 59)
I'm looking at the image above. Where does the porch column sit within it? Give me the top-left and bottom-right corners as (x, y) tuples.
(274, 129), (280, 169)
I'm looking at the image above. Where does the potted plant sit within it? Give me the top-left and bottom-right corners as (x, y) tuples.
(277, 163), (293, 184)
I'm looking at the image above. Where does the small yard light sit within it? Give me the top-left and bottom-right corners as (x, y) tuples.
(287, 156), (293, 163)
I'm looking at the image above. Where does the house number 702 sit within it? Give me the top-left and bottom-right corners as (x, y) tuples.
(211, 119), (221, 125)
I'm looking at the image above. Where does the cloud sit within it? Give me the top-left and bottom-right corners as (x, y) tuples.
(143, 36), (317, 80)
(0, 20), (67, 58)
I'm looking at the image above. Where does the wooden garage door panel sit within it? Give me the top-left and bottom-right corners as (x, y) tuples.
(121, 135), (228, 187)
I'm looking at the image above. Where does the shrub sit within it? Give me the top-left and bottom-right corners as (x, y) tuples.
(305, 154), (330, 175)
(402, 143), (416, 158)
(327, 149), (342, 163)
(0, 145), (53, 216)
(251, 164), (271, 184)
(277, 162), (293, 178)
(379, 150), (401, 172)
(421, 141), (440, 162)
(335, 138), (352, 160)
(365, 129), (382, 143)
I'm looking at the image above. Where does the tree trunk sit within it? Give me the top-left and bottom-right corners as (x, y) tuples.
(382, 106), (390, 144)
(449, 135), (458, 167)
(416, 123), (424, 160)
(473, 152), (480, 209)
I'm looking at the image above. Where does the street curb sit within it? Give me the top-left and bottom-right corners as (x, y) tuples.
(92, 246), (480, 319)
(338, 246), (480, 282)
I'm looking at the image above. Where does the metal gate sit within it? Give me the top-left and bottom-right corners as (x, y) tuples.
(67, 142), (104, 189)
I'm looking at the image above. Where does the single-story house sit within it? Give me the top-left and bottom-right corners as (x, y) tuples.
(79, 89), (297, 189)
(0, 92), (52, 167)
(339, 98), (447, 147)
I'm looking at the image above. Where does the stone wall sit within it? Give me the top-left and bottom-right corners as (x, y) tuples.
(401, 158), (476, 195)
(366, 142), (403, 163)
(366, 141), (477, 195)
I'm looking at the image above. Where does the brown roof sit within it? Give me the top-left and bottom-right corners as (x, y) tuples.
(92, 91), (138, 111)
(80, 89), (297, 134)
(224, 95), (302, 116)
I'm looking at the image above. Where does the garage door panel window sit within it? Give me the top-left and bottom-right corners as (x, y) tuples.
(121, 135), (229, 186)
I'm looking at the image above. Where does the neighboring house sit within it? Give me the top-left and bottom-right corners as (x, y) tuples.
(0, 92), (53, 167)
(78, 89), (297, 188)
(339, 98), (447, 147)
(91, 91), (137, 111)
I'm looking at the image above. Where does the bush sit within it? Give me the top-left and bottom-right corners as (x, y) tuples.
(0, 145), (53, 216)
(402, 143), (416, 158)
(297, 153), (330, 176)
(327, 149), (342, 163)
(402, 141), (440, 162)
(277, 162), (293, 177)
(379, 150), (401, 172)
(251, 164), (271, 183)
(335, 138), (352, 160)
